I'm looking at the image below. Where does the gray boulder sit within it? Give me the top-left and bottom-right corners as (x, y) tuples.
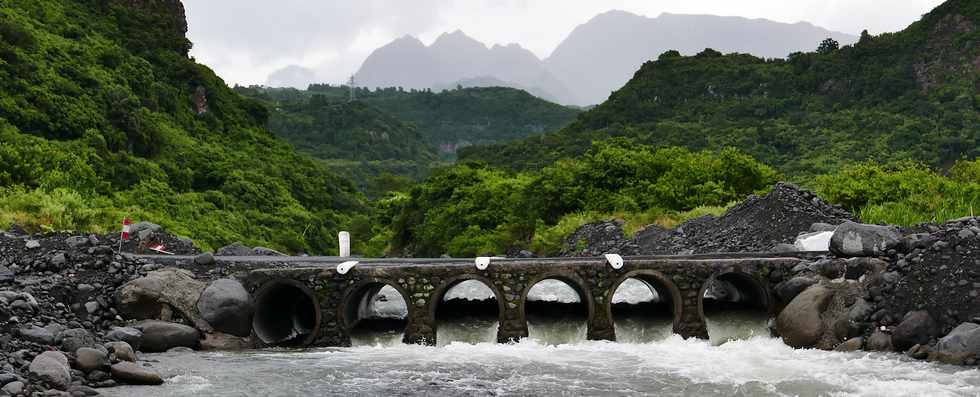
(17, 325), (56, 345)
(775, 277), (819, 302)
(105, 327), (143, 350)
(74, 348), (108, 373)
(193, 253), (215, 266)
(866, 329), (894, 352)
(892, 310), (939, 351)
(847, 298), (874, 323)
(252, 247), (286, 256)
(134, 320), (200, 352)
(935, 322), (980, 355)
(215, 242), (253, 256)
(110, 362), (163, 385)
(829, 222), (901, 257)
(2, 381), (24, 395)
(116, 268), (211, 332)
(59, 328), (97, 353)
(0, 265), (13, 284)
(776, 285), (833, 348)
(105, 341), (137, 362)
(28, 351), (71, 390)
(198, 279), (254, 337)
(130, 221), (162, 241)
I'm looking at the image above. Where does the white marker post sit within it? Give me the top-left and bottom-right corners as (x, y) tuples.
(475, 257), (492, 271)
(604, 253), (624, 270)
(337, 260), (359, 275)
(338, 231), (350, 257)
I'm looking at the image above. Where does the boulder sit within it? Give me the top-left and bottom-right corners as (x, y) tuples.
(843, 258), (886, 280)
(74, 348), (108, 373)
(68, 385), (99, 396)
(810, 223), (838, 232)
(193, 253), (215, 266)
(59, 328), (97, 353)
(105, 341), (137, 362)
(201, 332), (251, 351)
(105, 327), (143, 350)
(829, 222), (901, 257)
(866, 329), (893, 352)
(17, 325), (56, 345)
(793, 231), (833, 251)
(2, 381), (24, 395)
(776, 285), (834, 348)
(774, 277), (819, 302)
(198, 279), (254, 337)
(834, 337), (863, 352)
(110, 362), (163, 385)
(215, 242), (253, 256)
(130, 221), (161, 241)
(847, 298), (874, 323)
(892, 310), (939, 351)
(116, 268), (211, 332)
(935, 322), (980, 356)
(134, 320), (200, 352)
(28, 351), (71, 390)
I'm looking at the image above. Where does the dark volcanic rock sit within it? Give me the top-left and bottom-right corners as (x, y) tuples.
(134, 320), (200, 352)
(110, 362), (163, 385)
(777, 285), (833, 348)
(197, 279), (254, 337)
(892, 310), (939, 351)
(630, 183), (853, 255)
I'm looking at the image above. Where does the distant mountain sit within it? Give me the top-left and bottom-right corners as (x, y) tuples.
(460, 0), (979, 176)
(545, 11), (858, 105)
(266, 65), (317, 88)
(347, 14), (855, 106)
(354, 31), (576, 104)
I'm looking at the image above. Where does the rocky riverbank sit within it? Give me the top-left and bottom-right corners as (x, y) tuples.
(0, 225), (275, 396)
(565, 183), (980, 367)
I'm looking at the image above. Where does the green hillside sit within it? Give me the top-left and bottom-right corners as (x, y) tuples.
(460, 0), (980, 177)
(0, 0), (367, 253)
(239, 85), (581, 159)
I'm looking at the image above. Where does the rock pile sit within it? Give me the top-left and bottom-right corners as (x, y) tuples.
(0, 226), (258, 395)
(562, 183), (854, 256)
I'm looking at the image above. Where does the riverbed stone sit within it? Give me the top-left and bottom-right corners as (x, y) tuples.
(59, 328), (98, 353)
(935, 322), (980, 356)
(834, 337), (863, 352)
(892, 310), (939, 351)
(105, 341), (137, 362)
(200, 332), (251, 351)
(776, 285), (833, 348)
(28, 351), (71, 390)
(197, 279), (254, 337)
(829, 222), (901, 257)
(134, 320), (199, 352)
(2, 381), (23, 395)
(74, 348), (108, 373)
(105, 327), (142, 350)
(866, 330), (893, 352)
(18, 325), (56, 345)
(109, 362), (163, 385)
(774, 277), (818, 302)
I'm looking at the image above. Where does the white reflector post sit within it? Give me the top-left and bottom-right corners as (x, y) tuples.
(475, 257), (491, 270)
(605, 254), (624, 270)
(338, 231), (350, 257)
(337, 261), (359, 275)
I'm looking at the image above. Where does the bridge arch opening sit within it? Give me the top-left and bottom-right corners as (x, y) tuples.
(343, 281), (409, 346)
(432, 278), (502, 346)
(524, 277), (589, 344)
(699, 272), (771, 345)
(252, 279), (320, 347)
(609, 272), (681, 343)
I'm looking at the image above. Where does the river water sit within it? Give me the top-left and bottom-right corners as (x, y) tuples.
(103, 280), (980, 396)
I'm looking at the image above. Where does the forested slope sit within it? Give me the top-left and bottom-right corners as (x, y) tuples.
(0, 0), (367, 253)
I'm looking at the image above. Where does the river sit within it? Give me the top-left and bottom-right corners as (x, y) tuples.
(102, 280), (980, 396)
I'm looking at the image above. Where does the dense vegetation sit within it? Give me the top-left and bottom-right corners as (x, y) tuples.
(384, 139), (778, 257)
(0, 0), (368, 253)
(238, 85), (581, 160)
(460, 0), (980, 178)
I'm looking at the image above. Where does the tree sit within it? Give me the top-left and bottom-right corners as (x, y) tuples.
(658, 50), (681, 61)
(817, 38), (839, 54)
(859, 30), (872, 44)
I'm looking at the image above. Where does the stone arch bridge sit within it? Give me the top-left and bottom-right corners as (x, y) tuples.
(192, 253), (819, 348)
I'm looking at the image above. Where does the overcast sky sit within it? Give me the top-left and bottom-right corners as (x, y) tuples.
(183, 0), (945, 87)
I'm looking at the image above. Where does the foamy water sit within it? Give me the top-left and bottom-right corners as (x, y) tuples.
(102, 280), (980, 396)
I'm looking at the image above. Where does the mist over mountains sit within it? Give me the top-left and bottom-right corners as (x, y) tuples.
(271, 10), (857, 106)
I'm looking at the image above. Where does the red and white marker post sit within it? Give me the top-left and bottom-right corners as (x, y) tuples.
(119, 217), (131, 252)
